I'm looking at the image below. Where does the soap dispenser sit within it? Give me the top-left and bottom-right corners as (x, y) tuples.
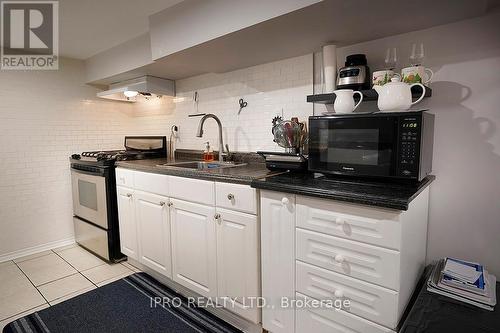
(203, 141), (214, 162)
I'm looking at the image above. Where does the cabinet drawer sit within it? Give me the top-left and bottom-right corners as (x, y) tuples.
(296, 196), (401, 250)
(169, 176), (215, 205)
(216, 182), (257, 214)
(134, 171), (169, 197)
(116, 168), (135, 188)
(295, 293), (393, 333)
(296, 261), (399, 329)
(296, 228), (400, 290)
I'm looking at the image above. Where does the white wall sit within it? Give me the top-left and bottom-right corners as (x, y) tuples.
(129, 54), (313, 152)
(0, 58), (139, 258)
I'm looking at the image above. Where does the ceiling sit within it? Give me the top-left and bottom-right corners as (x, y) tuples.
(90, 0), (500, 85)
(58, 0), (183, 59)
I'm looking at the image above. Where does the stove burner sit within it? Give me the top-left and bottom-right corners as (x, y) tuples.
(72, 136), (167, 167)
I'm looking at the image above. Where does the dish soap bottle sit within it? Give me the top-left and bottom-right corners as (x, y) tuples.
(203, 141), (214, 162)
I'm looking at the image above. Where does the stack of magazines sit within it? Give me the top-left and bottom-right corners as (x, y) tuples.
(427, 258), (497, 311)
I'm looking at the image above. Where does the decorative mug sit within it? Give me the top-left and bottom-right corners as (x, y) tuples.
(333, 89), (363, 113)
(372, 70), (401, 86)
(401, 66), (433, 85)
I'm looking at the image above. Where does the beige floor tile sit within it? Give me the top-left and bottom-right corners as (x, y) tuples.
(96, 271), (134, 287)
(81, 263), (132, 285)
(0, 303), (49, 331)
(17, 253), (77, 286)
(0, 287), (46, 321)
(13, 250), (53, 264)
(38, 273), (94, 302)
(56, 246), (106, 271)
(51, 243), (77, 253)
(0, 261), (14, 269)
(0, 264), (33, 298)
(49, 285), (96, 306)
(121, 261), (142, 273)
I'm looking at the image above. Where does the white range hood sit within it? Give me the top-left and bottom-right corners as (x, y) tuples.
(96, 75), (175, 102)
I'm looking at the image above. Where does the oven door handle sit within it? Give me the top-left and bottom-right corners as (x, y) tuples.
(71, 167), (106, 177)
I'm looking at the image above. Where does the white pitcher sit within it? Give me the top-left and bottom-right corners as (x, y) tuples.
(333, 89), (363, 113)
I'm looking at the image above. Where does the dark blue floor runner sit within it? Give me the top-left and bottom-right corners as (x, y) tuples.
(3, 273), (242, 333)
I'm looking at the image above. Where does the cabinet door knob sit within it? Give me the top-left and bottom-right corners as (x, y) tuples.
(159, 201), (165, 206)
(334, 254), (345, 263)
(227, 193), (234, 200)
(281, 197), (289, 205)
(335, 217), (345, 225)
(334, 289), (344, 298)
(214, 213), (221, 220)
(126, 193), (132, 198)
(167, 202), (173, 207)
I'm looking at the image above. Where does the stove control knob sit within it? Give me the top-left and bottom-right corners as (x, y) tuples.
(71, 154), (81, 160)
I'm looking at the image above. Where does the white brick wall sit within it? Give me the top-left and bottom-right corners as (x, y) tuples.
(0, 58), (139, 256)
(131, 54), (314, 152)
(0, 54), (314, 258)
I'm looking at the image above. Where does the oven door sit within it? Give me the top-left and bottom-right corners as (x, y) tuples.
(71, 168), (108, 229)
(308, 116), (399, 177)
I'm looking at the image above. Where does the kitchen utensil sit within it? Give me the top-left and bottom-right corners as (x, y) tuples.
(333, 89), (363, 113)
(337, 54), (370, 90)
(372, 70), (401, 86)
(401, 66), (434, 85)
(238, 98), (248, 114)
(373, 77), (426, 112)
(272, 118), (307, 153)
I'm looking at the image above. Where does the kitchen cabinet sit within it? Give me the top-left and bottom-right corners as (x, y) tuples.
(115, 167), (261, 324)
(216, 208), (260, 323)
(170, 198), (217, 298)
(135, 191), (172, 277)
(260, 188), (430, 333)
(260, 190), (296, 333)
(116, 186), (137, 260)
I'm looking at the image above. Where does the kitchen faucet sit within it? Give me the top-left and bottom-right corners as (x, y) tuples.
(196, 114), (227, 163)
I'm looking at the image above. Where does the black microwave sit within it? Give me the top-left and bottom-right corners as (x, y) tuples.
(308, 111), (434, 181)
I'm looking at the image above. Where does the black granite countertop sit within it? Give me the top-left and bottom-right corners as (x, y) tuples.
(115, 158), (282, 185)
(251, 172), (435, 210)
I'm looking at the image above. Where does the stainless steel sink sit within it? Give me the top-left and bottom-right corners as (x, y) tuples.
(157, 161), (246, 170)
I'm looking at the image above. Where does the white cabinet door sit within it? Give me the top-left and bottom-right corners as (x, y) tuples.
(135, 191), (172, 277)
(261, 190), (296, 333)
(117, 186), (137, 260)
(216, 208), (260, 323)
(170, 198), (217, 298)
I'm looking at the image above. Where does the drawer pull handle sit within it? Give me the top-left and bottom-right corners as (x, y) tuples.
(159, 201), (165, 206)
(335, 217), (345, 225)
(334, 290), (344, 298)
(334, 254), (345, 263)
(167, 202), (173, 207)
(281, 197), (289, 205)
(227, 193), (234, 200)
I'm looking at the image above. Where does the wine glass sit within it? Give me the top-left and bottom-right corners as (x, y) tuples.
(384, 48), (397, 70)
(409, 43), (425, 66)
